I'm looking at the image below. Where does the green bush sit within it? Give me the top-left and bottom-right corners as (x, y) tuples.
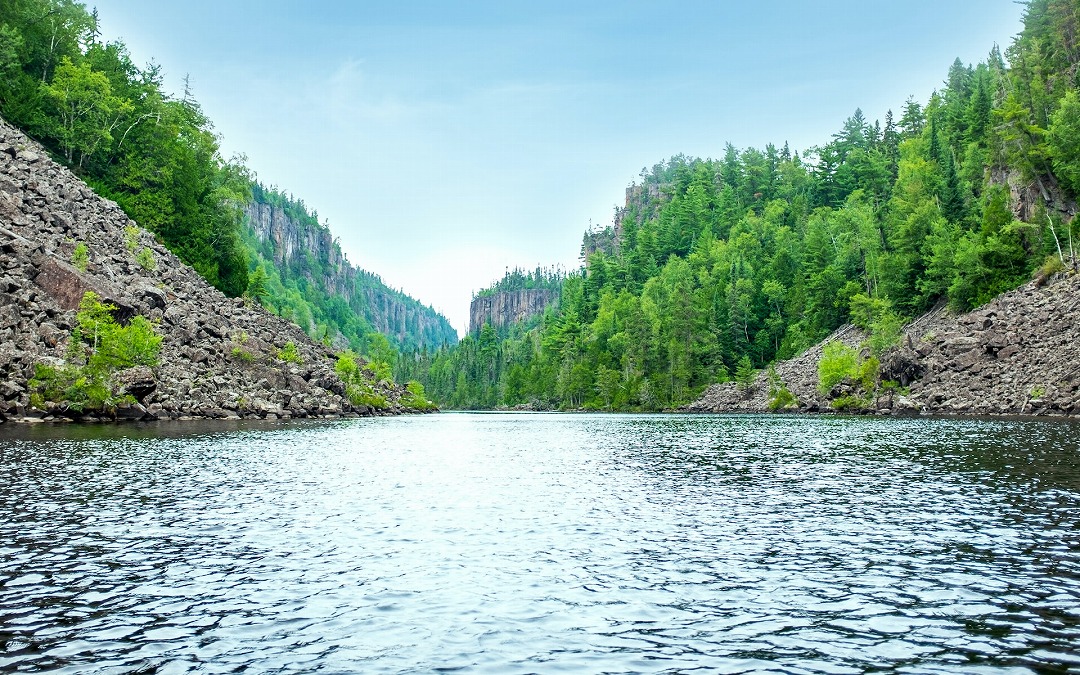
(124, 224), (140, 253)
(75, 292), (162, 370)
(765, 365), (797, 411)
(831, 395), (866, 412)
(818, 341), (859, 394)
(276, 341), (303, 364)
(30, 292), (161, 412)
(345, 383), (389, 409)
(136, 247), (156, 271)
(71, 242), (89, 272)
(401, 380), (437, 411)
(230, 347), (255, 363)
(1036, 254), (1065, 280)
(850, 293), (904, 355)
(336, 351), (390, 410)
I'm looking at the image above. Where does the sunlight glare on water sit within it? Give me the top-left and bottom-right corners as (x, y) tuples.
(1, 413), (1079, 673)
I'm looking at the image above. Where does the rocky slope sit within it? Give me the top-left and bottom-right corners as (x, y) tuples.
(469, 288), (558, 334)
(244, 201), (457, 351)
(0, 117), (423, 423)
(685, 271), (1080, 417)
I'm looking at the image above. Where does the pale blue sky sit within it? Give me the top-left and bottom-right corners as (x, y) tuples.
(90, 1), (1025, 335)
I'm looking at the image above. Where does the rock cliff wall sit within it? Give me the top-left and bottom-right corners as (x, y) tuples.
(684, 271), (1080, 417)
(581, 182), (666, 261)
(469, 289), (558, 334)
(243, 201), (457, 350)
(0, 117), (420, 423)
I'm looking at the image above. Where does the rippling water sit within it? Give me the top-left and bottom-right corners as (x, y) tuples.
(1, 413), (1079, 673)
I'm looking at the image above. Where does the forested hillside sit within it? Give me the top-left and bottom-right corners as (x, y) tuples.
(0, 0), (454, 359)
(243, 185), (457, 353)
(403, 0), (1080, 411)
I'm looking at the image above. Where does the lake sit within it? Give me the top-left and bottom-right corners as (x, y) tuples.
(1, 413), (1078, 673)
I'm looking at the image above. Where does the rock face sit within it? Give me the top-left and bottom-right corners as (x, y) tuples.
(244, 201), (458, 350)
(582, 182), (666, 260)
(684, 324), (870, 414)
(0, 116), (423, 423)
(469, 288), (558, 334)
(685, 273), (1080, 418)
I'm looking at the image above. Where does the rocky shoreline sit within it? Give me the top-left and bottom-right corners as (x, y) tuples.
(0, 118), (425, 424)
(684, 271), (1080, 418)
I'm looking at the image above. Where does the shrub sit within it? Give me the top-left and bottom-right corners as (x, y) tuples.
(75, 292), (162, 370)
(766, 365), (797, 411)
(29, 292), (160, 412)
(850, 293), (904, 355)
(401, 380), (437, 411)
(345, 383), (389, 409)
(336, 351), (390, 410)
(124, 224), (140, 253)
(1036, 254), (1065, 280)
(831, 395), (866, 412)
(818, 341), (859, 394)
(136, 247), (156, 271)
(71, 242), (89, 272)
(276, 341), (303, 364)
(230, 347), (255, 363)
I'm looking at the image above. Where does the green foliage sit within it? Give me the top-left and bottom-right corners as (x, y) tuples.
(849, 293), (904, 355)
(1048, 89), (1080, 196)
(246, 264), (268, 304)
(39, 56), (132, 166)
(401, 380), (437, 411)
(364, 332), (397, 383)
(335, 351), (390, 410)
(71, 241), (88, 271)
(818, 341), (860, 395)
(275, 341), (302, 364)
(734, 355), (756, 394)
(766, 365), (797, 411)
(135, 247), (155, 271)
(124, 225), (140, 253)
(29, 291), (161, 413)
(1036, 254), (1065, 280)
(30, 362), (117, 413)
(0, 1), (250, 297)
(230, 346), (254, 363)
(473, 266), (565, 298)
(830, 395), (866, 412)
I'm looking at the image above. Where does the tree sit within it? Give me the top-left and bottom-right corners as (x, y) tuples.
(40, 56), (131, 166)
(246, 265), (269, 304)
(734, 355), (756, 397)
(1048, 89), (1080, 196)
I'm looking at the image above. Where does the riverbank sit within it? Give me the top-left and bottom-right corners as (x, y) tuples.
(685, 271), (1080, 417)
(0, 118), (422, 424)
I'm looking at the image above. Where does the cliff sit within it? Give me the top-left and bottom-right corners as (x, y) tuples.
(469, 288), (559, 334)
(581, 182), (666, 260)
(0, 117), (423, 423)
(684, 271), (1080, 417)
(244, 198), (458, 352)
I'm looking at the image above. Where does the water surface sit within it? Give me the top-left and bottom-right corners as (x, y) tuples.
(1, 413), (1079, 673)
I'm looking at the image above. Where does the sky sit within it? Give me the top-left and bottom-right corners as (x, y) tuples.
(88, 1), (1027, 337)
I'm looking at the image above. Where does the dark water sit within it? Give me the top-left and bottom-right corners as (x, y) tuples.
(1, 413), (1079, 674)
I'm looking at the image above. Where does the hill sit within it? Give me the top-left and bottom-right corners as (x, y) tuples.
(408, 0), (1080, 414)
(0, 0), (454, 362)
(685, 272), (1080, 416)
(0, 117), (428, 422)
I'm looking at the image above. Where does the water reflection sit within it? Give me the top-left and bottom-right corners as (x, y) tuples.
(1, 414), (1078, 673)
